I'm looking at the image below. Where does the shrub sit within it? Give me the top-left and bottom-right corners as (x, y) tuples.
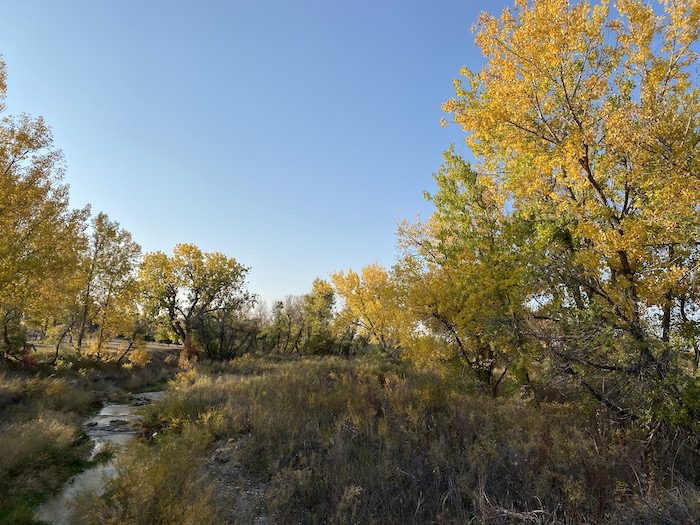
(131, 356), (700, 524)
(78, 426), (220, 525)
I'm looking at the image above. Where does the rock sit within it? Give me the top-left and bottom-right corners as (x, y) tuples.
(104, 419), (135, 432)
(211, 448), (231, 463)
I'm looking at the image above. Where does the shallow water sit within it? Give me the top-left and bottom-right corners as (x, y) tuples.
(35, 391), (164, 525)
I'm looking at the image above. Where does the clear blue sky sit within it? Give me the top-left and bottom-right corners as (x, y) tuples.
(0, 0), (508, 302)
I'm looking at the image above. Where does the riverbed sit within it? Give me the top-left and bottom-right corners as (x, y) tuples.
(35, 391), (164, 525)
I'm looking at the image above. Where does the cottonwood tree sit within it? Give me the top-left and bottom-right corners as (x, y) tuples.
(261, 296), (306, 353)
(300, 278), (336, 354)
(332, 264), (404, 353)
(0, 59), (88, 360)
(262, 279), (337, 354)
(193, 303), (259, 360)
(31, 268), (85, 364)
(396, 149), (531, 395)
(261, 300), (287, 352)
(99, 276), (149, 361)
(75, 212), (141, 355)
(444, 0), (700, 412)
(139, 243), (253, 358)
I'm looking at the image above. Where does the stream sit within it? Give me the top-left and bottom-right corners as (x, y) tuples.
(35, 391), (164, 525)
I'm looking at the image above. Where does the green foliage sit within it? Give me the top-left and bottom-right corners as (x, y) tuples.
(258, 279), (338, 355)
(301, 278), (336, 354)
(436, 0), (700, 418)
(396, 149), (533, 394)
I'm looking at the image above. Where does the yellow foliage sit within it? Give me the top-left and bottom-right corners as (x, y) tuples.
(127, 347), (152, 367)
(444, 0), (700, 362)
(331, 264), (406, 352)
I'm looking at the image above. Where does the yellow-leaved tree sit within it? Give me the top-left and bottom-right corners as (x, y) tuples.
(140, 243), (253, 359)
(0, 58), (88, 360)
(76, 212), (141, 357)
(332, 264), (405, 353)
(396, 148), (531, 395)
(443, 0), (700, 411)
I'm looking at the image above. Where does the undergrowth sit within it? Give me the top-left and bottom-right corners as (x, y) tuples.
(82, 355), (700, 524)
(0, 350), (178, 524)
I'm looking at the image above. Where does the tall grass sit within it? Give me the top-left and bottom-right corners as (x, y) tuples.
(0, 414), (79, 477)
(0, 370), (95, 524)
(93, 356), (700, 524)
(0, 351), (179, 524)
(77, 427), (220, 525)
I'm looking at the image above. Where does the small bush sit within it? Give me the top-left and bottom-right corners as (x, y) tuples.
(126, 347), (152, 367)
(29, 377), (95, 414)
(78, 426), (220, 525)
(0, 413), (78, 478)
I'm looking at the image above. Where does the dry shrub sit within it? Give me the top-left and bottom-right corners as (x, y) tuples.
(121, 357), (700, 524)
(605, 483), (700, 525)
(77, 426), (220, 525)
(29, 377), (95, 414)
(126, 347), (152, 367)
(0, 413), (78, 478)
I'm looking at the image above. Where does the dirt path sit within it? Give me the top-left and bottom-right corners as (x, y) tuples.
(204, 435), (270, 525)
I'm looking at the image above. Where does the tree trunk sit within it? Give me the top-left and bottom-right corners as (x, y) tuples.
(49, 320), (75, 365)
(117, 340), (135, 364)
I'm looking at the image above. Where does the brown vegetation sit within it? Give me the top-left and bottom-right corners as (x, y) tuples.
(0, 349), (177, 524)
(82, 356), (700, 524)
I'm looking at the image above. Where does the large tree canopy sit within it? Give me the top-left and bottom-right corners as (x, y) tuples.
(440, 0), (700, 412)
(0, 59), (88, 358)
(445, 0), (700, 369)
(140, 243), (253, 358)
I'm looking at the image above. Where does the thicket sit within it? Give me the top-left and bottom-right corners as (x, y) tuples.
(81, 357), (700, 524)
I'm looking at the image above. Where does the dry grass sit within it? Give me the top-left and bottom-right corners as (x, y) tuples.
(0, 413), (79, 478)
(0, 370), (94, 524)
(0, 350), (179, 524)
(103, 356), (700, 524)
(77, 427), (220, 525)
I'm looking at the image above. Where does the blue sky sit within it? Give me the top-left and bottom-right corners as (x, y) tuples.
(0, 0), (508, 302)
